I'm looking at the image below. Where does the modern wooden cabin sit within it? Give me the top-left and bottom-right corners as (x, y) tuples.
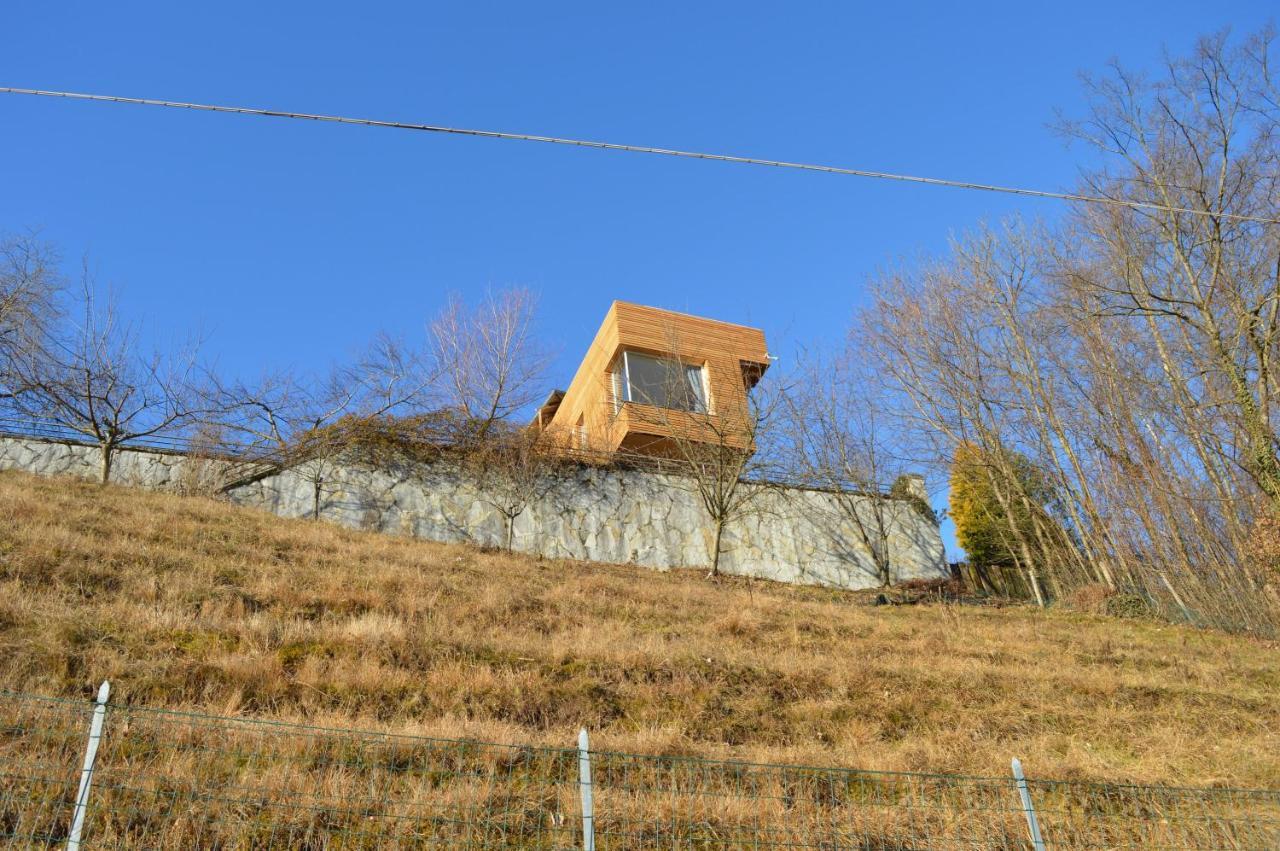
(532, 301), (771, 457)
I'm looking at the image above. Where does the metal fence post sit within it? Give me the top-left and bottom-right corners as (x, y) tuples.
(67, 681), (110, 851)
(578, 728), (595, 851)
(1011, 758), (1046, 851)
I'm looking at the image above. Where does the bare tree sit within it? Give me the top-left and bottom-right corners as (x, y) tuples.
(463, 423), (568, 551)
(1059, 27), (1280, 503)
(428, 287), (553, 445)
(782, 350), (918, 587)
(5, 273), (205, 484)
(211, 287), (546, 521)
(0, 233), (63, 402)
(212, 334), (431, 518)
(637, 334), (786, 578)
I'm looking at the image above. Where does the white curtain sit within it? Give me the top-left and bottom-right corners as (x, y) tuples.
(684, 364), (707, 413)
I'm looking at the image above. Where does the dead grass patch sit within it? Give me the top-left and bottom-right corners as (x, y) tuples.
(0, 469), (1276, 787)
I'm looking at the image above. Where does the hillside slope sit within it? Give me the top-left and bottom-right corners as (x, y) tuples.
(0, 470), (1276, 788)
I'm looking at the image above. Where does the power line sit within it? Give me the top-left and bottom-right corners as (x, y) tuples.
(4, 85), (1278, 225)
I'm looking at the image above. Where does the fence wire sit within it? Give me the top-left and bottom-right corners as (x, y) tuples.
(1027, 777), (1280, 850)
(587, 749), (1031, 848)
(1, 689), (1277, 849)
(0, 693), (87, 846)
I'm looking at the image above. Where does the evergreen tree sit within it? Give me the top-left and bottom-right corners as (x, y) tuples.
(950, 442), (1058, 570)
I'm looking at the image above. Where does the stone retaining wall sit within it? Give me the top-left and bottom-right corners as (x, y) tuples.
(0, 435), (947, 589)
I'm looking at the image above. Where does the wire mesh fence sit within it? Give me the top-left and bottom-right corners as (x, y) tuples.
(586, 749), (1036, 848)
(1025, 777), (1280, 850)
(0, 692), (87, 846)
(2, 686), (1278, 849)
(0, 415), (894, 497)
(1, 690), (578, 848)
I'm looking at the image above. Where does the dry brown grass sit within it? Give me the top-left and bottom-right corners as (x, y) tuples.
(1, 469), (1277, 790)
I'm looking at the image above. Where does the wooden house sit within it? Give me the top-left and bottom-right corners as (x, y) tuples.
(532, 301), (771, 457)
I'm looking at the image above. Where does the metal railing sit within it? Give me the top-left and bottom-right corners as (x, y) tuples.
(0, 417), (211, 457)
(0, 415), (907, 502)
(2, 685), (1276, 849)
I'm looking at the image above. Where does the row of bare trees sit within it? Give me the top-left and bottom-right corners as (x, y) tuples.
(0, 245), (605, 559)
(0, 249), (552, 496)
(0, 239), (208, 484)
(855, 29), (1280, 634)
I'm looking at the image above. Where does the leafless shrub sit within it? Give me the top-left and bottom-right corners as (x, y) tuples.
(463, 424), (570, 552)
(173, 421), (237, 496)
(1065, 583), (1117, 615)
(211, 333), (434, 517)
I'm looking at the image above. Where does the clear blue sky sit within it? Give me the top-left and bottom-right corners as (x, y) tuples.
(2, 2), (1273, 557)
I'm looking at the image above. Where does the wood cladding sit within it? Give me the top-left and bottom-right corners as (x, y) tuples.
(537, 301), (769, 455)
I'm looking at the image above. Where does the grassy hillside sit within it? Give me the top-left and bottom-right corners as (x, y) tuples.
(0, 469), (1276, 789)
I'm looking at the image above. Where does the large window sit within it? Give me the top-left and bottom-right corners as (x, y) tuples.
(613, 351), (708, 413)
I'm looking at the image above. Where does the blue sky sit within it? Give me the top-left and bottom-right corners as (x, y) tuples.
(2, 2), (1274, 558)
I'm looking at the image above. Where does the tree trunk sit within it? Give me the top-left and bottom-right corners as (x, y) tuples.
(1196, 304), (1280, 503)
(312, 477), (322, 520)
(707, 520), (724, 578)
(980, 457), (1047, 607)
(1157, 570), (1193, 622)
(1025, 566), (1047, 609)
(98, 444), (113, 485)
(875, 540), (891, 588)
(505, 515), (515, 552)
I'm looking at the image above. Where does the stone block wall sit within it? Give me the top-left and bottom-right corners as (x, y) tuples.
(0, 436), (947, 590)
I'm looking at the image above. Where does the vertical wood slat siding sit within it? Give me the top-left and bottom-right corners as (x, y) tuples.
(541, 301), (768, 454)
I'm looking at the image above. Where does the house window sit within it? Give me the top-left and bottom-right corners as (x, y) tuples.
(614, 351), (708, 413)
